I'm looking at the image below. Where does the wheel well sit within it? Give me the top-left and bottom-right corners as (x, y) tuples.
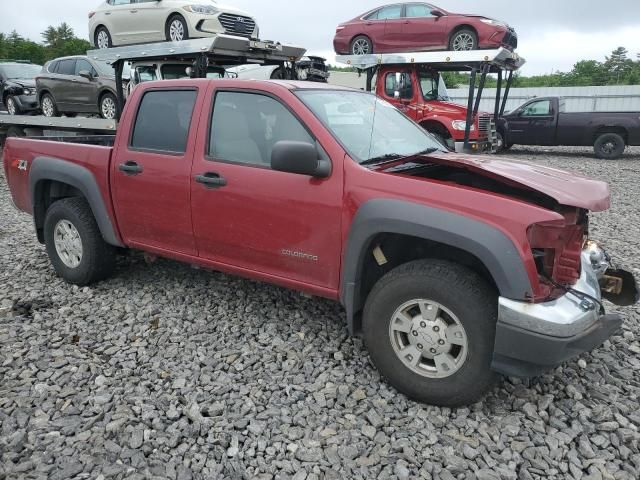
(33, 180), (84, 243)
(98, 89), (116, 103)
(449, 24), (478, 41)
(166, 12), (187, 27)
(420, 120), (452, 139)
(93, 25), (107, 40)
(350, 34), (372, 48)
(594, 126), (628, 144)
(351, 233), (498, 333)
(39, 90), (52, 104)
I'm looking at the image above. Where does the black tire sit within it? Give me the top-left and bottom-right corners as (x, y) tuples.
(94, 26), (113, 49)
(449, 29), (478, 51)
(350, 35), (373, 55)
(40, 93), (59, 117)
(99, 92), (117, 120)
(6, 95), (21, 115)
(496, 131), (512, 152)
(363, 259), (499, 406)
(44, 197), (116, 286)
(63, 112), (78, 118)
(594, 132), (625, 159)
(166, 15), (189, 42)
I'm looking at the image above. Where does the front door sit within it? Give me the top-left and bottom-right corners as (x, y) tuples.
(72, 59), (99, 111)
(190, 89), (344, 289)
(402, 3), (446, 50)
(508, 99), (556, 145)
(112, 88), (202, 255)
(380, 70), (416, 118)
(129, 0), (168, 42)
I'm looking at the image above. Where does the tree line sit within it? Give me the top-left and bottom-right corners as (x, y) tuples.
(0, 24), (91, 65)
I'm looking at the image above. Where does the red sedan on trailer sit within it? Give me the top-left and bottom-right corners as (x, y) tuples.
(334, 2), (517, 55)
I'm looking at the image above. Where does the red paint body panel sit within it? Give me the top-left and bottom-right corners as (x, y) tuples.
(2, 79), (611, 306)
(334, 6), (513, 54)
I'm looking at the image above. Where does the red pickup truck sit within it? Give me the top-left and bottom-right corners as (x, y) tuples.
(3, 79), (637, 406)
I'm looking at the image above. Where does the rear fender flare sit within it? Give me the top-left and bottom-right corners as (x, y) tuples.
(29, 157), (123, 247)
(340, 199), (533, 333)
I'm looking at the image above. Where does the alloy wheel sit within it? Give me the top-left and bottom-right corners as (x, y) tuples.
(6, 97), (17, 115)
(352, 38), (371, 55)
(54, 220), (83, 269)
(101, 96), (116, 119)
(42, 96), (55, 117)
(453, 33), (475, 51)
(388, 299), (469, 379)
(170, 20), (185, 41)
(97, 30), (110, 49)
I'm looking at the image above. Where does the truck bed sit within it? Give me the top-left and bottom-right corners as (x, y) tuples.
(3, 137), (114, 217)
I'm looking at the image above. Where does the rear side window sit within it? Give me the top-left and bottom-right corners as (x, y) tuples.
(47, 61), (59, 73)
(377, 5), (402, 19)
(131, 90), (197, 154)
(57, 59), (76, 76)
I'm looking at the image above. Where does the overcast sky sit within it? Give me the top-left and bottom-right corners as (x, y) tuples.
(1, 0), (639, 75)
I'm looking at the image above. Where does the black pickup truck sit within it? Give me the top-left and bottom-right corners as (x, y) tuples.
(497, 97), (640, 159)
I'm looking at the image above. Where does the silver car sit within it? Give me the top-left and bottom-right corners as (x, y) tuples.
(89, 0), (259, 49)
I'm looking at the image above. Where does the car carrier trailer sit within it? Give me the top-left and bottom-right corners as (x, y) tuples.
(0, 34), (306, 142)
(336, 48), (525, 153)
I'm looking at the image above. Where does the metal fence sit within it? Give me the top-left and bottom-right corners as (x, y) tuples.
(328, 72), (640, 113)
(447, 85), (640, 113)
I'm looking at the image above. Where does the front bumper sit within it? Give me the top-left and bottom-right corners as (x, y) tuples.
(7, 94), (39, 113)
(190, 14), (258, 39)
(492, 250), (629, 377)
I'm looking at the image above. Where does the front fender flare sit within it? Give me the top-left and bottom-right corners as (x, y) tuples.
(340, 199), (533, 333)
(29, 157), (123, 247)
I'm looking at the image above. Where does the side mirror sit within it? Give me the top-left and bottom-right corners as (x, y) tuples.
(271, 141), (331, 178)
(431, 9), (445, 17)
(78, 70), (93, 80)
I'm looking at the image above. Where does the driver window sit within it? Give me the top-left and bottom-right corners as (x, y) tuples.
(384, 72), (413, 100)
(522, 100), (551, 116)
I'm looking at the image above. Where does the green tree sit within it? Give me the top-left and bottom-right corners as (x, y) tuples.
(604, 47), (633, 83)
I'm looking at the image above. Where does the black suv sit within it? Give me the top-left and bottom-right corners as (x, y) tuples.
(0, 61), (42, 115)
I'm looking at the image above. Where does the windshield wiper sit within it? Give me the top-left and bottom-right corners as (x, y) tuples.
(359, 153), (404, 166)
(360, 148), (440, 167)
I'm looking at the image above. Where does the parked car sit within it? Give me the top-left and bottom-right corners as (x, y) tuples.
(37, 56), (122, 119)
(3, 79), (637, 406)
(89, 0), (259, 49)
(228, 56), (330, 82)
(497, 97), (640, 159)
(334, 3), (517, 55)
(0, 61), (42, 115)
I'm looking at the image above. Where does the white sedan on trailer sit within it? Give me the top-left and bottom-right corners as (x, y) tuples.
(89, 0), (259, 49)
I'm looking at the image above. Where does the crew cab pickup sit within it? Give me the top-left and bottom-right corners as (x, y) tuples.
(498, 96), (640, 159)
(3, 79), (637, 406)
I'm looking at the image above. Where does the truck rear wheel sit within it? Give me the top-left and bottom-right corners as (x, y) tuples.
(594, 132), (625, 159)
(44, 198), (116, 286)
(363, 259), (498, 406)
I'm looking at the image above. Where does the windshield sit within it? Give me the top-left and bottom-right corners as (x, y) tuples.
(419, 70), (449, 101)
(1, 64), (41, 80)
(296, 90), (445, 164)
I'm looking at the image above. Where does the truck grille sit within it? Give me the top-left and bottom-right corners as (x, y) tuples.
(218, 13), (256, 37)
(478, 115), (492, 133)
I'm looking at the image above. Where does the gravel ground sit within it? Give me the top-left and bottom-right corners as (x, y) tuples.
(1, 146), (640, 480)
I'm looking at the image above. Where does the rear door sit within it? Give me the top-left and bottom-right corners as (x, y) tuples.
(402, 3), (447, 50)
(52, 59), (77, 111)
(190, 87), (344, 290)
(73, 59), (99, 111)
(130, 0), (168, 42)
(379, 4), (405, 50)
(112, 87), (204, 255)
(107, 0), (139, 44)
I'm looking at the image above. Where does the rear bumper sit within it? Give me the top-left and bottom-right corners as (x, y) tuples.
(492, 251), (626, 377)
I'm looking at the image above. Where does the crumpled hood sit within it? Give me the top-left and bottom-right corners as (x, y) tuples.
(425, 152), (610, 211)
(7, 79), (36, 89)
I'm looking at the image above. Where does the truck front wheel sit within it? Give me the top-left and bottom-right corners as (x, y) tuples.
(594, 132), (625, 159)
(44, 198), (116, 286)
(363, 259), (498, 406)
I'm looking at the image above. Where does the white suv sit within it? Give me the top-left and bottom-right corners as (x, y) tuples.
(89, 0), (259, 49)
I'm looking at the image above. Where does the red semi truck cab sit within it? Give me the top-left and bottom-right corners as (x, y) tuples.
(375, 65), (494, 152)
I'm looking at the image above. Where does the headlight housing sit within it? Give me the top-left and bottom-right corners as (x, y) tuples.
(480, 18), (507, 27)
(451, 120), (475, 131)
(183, 5), (219, 15)
(22, 88), (36, 96)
